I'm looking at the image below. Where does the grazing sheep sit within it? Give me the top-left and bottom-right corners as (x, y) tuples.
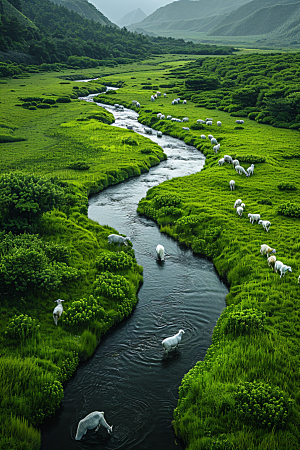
(235, 165), (249, 176)
(183, 100), (187, 104)
(132, 100), (138, 105)
(206, 121), (213, 125)
(157, 91), (161, 97)
(182, 127), (190, 131)
(108, 234), (130, 246)
(274, 260), (292, 278)
(211, 138), (218, 145)
(164, 93), (167, 97)
(217, 121), (222, 126)
(53, 299), (64, 326)
(248, 213), (261, 224)
(247, 164), (254, 176)
(206, 118), (213, 122)
(157, 113), (162, 119)
(224, 155), (233, 164)
(258, 220), (271, 232)
(229, 180), (235, 191)
(241, 202), (245, 209)
(236, 120), (244, 124)
(208, 134), (214, 140)
(237, 206), (244, 217)
(162, 329), (185, 354)
(232, 159), (240, 168)
(157, 131), (162, 137)
(260, 244), (276, 257)
(151, 96), (155, 102)
(136, 102), (140, 108)
(234, 199), (242, 208)
(182, 117), (189, 122)
(197, 119), (205, 124)
(267, 255), (277, 268)
(156, 244), (165, 261)
(201, 134), (206, 139)
(75, 411), (113, 440)
(167, 115), (172, 120)
(213, 144), (220, 153)
(218, 158), (225, 166)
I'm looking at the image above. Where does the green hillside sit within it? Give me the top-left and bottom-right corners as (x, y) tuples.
(50, 0), (116, 26)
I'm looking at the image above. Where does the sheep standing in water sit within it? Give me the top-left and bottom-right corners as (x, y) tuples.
(156, 244), (165, 261)
(75, 411), (113, 440)
(162, 329), (185, 354)
(53, 299), (64, 326)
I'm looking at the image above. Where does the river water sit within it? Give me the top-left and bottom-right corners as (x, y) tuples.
(40, 93), (228, 450)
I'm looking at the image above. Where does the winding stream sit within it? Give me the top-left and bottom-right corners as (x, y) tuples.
(40, 93), (228, 450)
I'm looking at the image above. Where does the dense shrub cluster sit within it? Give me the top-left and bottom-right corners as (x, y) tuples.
(63, 295), (107, 329)
(234, 381), (293, 428)
(224, 308), (266, 335)
(277, 202), (300, 218)
(232, 155), (266, 164)
(67, 161), (90, 170)
(96, 251), (134, 272)
(5, 314), (40, 340)
(277, 183), (297, 191)
(93, 271), (130, 300)
(152, 193), (181, 208)
(0, 233), (81, 293)
(175, 215), (201, 232)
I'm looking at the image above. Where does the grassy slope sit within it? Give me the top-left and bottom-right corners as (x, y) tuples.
(99, 66), (300, 448)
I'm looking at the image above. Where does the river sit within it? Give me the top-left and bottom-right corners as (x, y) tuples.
(40, 92), (228, 450)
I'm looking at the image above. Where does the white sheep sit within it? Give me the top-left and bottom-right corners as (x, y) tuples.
(156, 244), (165, 261)
(236, 120), (244, 124)
(132, 100), (137, 106)
(157, 131), (162, 137)
(206, 118), (213, 121)
(206, 121), (213, 125)
(247, 164), (254, 176)
(160, 115), (165, 120)
(182, 117), (189, 122)
(183, 100), (187, 104)
(108, 234), (130, 246)
(217, 121), (222, 126)
(211, 138), (218, 145)
(167, 115), (172, 120)
(260, 244), (276, 257)
(267, 255), (276, 268)
(164, 93), (167, 97)
(232, 159), (240, 168)
(201, 134), (206, 139)
(157, 113), (162, 119)
(237, 206), (244, 217)
(258, 220), (271, 232)
(224, 155), (233, 164)
(197, 119), (205, 124)
(213, 144), (220, 153)
(136, 102), (140, 108)
(208, 134), (214, 140)
(241, 202), (245, 209)
(53, 299), (64, 326)
(234, 199), (242, 208)
(151, 96), (155, 102)
(162, 329), (185, 354)
(218, 158), (225, 166)
(182, 127), (190, 131)
(235, 165), (249, 176)
(248, 213), (260, 224)
(75, 411), (113, 440)
(157, 91), (161, 97)
(229, 180), (235, 191)
(144, 127), (152, 135)
(274, 260), (292, 278)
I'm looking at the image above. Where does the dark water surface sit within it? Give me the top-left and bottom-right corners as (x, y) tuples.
(41, 94), (228, 450)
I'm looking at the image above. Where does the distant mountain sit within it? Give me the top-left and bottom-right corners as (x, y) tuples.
(50, 0), (117, 26)
(128, 0), (251, 33)
(210, 0), (300, 36)
(117, 8), (147, 27)
(1, 0), (38, 29)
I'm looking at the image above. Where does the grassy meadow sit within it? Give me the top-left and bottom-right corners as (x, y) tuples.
(1, 53), (300, 449)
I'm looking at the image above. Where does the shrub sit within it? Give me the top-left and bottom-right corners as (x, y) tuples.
(93, 271), (130, 300)
(5, 314), (40, 340)
(95, 251), (134, 272)
(42, 380), (64, 419)
(234, 381), (293, 428)
(232, 155), (266, 163)
(277, 202), (300, 218)
(152, 194), (181, 209)
(63, 295), (107, 329)
(36, 104), (51, 109)
(121, 136), (139, 146)
(277, 183), (297, 191)
(175, 215), (201, 232)
(56, 97), (71, 103)
(225, 308), (266, 335)
(67, 161), (90, 170)
(141, 148), (154, 154)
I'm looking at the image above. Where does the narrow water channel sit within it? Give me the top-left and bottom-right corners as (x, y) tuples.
(40, 94), (228, 450)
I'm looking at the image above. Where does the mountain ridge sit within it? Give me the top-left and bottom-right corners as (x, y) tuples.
(49, 0), (116, 26)
(117, 8), (147, 27)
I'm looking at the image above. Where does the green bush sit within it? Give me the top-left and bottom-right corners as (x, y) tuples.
(234, 381), (293, 428)
(152, 193), (181, 209)
(232, 155), (266, 163)
(225, 308), (266, 335)
(121, 136), (139, 146)
(175, 215), (201, 232)
(277, 202), (300, 218)
(5, 314), (40, 340)
(96, 251), (134, 272)
(63, 295), (107, 329)
(277, 183), (297, 191)
(42, 98), (56, 104)
(67, 161), (90, 170)
(56, 97), (71, 103)
(36, 103), (51, 109)
(93, 271), (130, 300)
(42, 380), (64, 419)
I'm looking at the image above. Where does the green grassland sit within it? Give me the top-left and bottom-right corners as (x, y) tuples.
(1, 54), (300, 449)
(96, 67), (300, 448)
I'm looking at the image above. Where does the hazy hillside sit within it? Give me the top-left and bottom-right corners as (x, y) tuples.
(211, 1), (300, 36)
(117, 8), (147, 27)
(129, 0), (250, 32)
(0, 0), (37, 29)
(50, 0), (116, 26)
